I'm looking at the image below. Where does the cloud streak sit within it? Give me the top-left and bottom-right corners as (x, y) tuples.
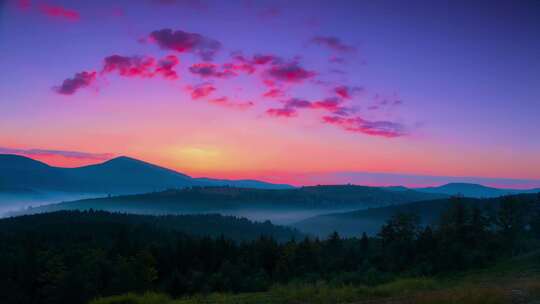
(0, 147), (113, 160)
(322, 116), (405, 138)
(311, 36), (356, 53)
(39, 4), (80, 21)
(54, 71), (96, 95)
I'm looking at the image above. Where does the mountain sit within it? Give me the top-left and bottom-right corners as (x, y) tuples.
(12, 185), (448, 223)
(0, 154), (293, 195)
(415, 182), (540, 198)
(293, 193), (540, 237)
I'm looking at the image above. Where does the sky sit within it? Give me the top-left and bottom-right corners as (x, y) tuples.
(1, 0), (539, 188)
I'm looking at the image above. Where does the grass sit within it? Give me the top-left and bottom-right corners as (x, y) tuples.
(90, 253), (540, 304)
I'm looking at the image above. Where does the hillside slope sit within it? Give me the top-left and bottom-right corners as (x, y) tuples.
(294, 193), (540, 237)
(15, 185), (449, 218)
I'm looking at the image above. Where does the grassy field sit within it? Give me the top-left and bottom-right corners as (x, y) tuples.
(90, 253), (540, 304)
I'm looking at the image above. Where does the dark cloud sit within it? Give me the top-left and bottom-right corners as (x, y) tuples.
(151, 0), (207, 10)
(102, 55), (156, 77)
(266, 97), (351, 119)
(311, 36), (356, 53)
(54, 71), (96, 95)
(266, 62), (316, 83)
(189, 63), (236, 78)
(149, 28), (221, 60)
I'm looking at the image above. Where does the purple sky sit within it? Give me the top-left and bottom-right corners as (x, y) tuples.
(0, 0), (539, 187)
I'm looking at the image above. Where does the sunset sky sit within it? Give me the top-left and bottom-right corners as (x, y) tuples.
(1, 0), (539, 187)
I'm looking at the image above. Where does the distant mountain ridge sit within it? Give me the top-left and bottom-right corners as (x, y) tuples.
(0, 154), (292, 195)
(13, 185), (448, 218)
(413, 182), (540, 198)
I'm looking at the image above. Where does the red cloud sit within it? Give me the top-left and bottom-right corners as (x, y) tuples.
(54, 71), (96, 95)
(334, 86), (363, 99)
(40, 4), (80, 21)
(149, 28), (221, 60)
(266, 107), (297, 117)
(222, 62), (255, 74)
(312, 97), (344, 112)
(155, 55), (180, 79)
(102, 55), (179, 79)
(334, 86), (351, 99)
(312, 36), (355, 53)
(322, 115), (405, 138)
(189, 63), (236, 78)
(103, 55), (156, 77)
(186, 83), (216, 99)
(208, 97), (254, 109)
(263, 88), (284, 98)
(266, 62), (316, 83)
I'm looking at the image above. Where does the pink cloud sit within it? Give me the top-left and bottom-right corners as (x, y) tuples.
(322, 115), (405, 138)
(312, 97), (347, 113)
(263, 88), (284, 99)
(155, 55), (180, 79)
(40, 4), (80, 21)
(266, 107), (297, 117)
(186, 83), (216, 99)
(102, 55), (179, 79)
(54, 71), (96, 95)
(208, 97), (254, 109)
(333, 85), (362, 99)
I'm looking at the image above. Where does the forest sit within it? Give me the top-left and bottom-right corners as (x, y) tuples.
(1, 194), (539, 304)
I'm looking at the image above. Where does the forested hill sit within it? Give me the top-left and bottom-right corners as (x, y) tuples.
(2, 194), (540, 304)
(0, 210), (303, 242)
(295, 192), (540, 237)
(17, 185), (448, 215)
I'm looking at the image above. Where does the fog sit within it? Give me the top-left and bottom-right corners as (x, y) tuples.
(220, 208), (362, 225)
(1, 193), (368, 227)
(0, 192), (102, 218)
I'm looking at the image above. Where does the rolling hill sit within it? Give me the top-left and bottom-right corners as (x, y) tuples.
(12, 185), (448, 223)
(293, 192), (540, 237)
